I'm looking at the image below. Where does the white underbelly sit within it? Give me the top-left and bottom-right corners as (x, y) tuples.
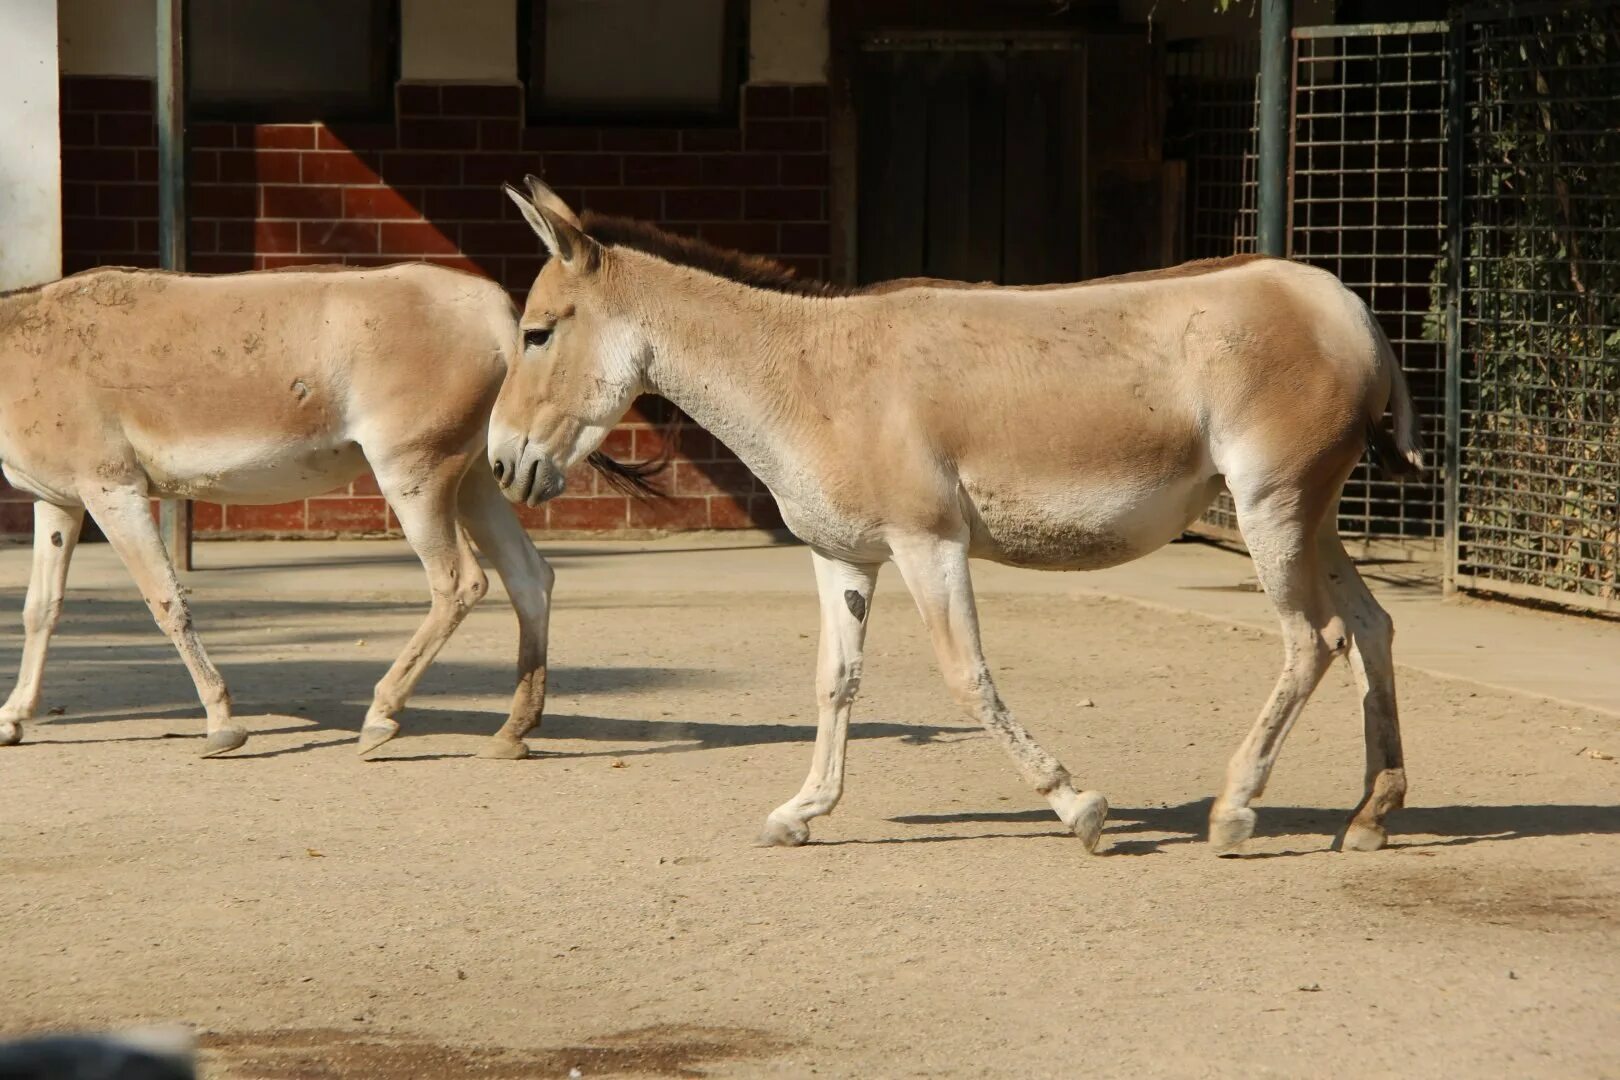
(964, 472), (1223, 570)
(137, 435), (369, 504)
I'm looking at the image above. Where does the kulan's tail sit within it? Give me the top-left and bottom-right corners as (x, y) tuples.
(1365, 315), (1424, 478)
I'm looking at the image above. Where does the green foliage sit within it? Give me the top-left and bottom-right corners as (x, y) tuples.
(1443, 5), (1620, 599)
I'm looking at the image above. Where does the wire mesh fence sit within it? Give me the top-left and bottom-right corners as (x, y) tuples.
(1449, 2), (1620, 612)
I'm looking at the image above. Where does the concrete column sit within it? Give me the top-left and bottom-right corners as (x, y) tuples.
(0, 0), (63, 290)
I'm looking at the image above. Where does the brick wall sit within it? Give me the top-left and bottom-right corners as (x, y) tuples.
(5, 76), (831, 538)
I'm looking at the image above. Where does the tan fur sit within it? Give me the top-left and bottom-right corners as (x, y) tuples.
(491, 180), (1418, 851)
(0, 264), (555, 759)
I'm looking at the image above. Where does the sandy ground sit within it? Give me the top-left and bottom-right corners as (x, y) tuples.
(1, 539), (1617, 1079)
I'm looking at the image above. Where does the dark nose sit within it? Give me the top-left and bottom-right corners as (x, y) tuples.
(492, 458), (508, 485)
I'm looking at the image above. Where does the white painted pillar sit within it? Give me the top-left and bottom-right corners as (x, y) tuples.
(0, 0), (63, 291)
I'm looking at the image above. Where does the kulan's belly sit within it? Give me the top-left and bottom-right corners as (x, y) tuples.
(135, 434), (371, 504)
(963, 473), (1224, 570)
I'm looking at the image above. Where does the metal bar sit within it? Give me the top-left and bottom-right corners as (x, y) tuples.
(1442, 17), (1465, 595)
(1256, 0), (1292, 256)
(1451, 574), (1620, 616)
(1293, 21), (1451, 38)
(156, 0), (192, 571)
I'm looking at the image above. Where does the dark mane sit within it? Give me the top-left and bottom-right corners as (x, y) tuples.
(580, 212), (854, 297)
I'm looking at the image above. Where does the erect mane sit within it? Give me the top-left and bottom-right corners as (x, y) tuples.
(579, 212), (853, 297)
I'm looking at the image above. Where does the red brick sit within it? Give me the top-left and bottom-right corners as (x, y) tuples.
(674, 460), (755, 496)
(63, 147), (138, 182)
(262, 185), (341, 219)
(65, 216), (136, 252)
(396, 83), (441, 116)
(746, 187), (822, 222)
(218, 149), (300, 183)
(426, 255), (490, 276)
(0, 503), (33, 533)
(707, 494), (754, 529)
(318, 123), (397, 150)
(748, 495), (784, 529)
(459, 221), (531, 256)
(308, 497), (388, 532)
(97, 184), (158, 218)
(300, 221), (379, 255)
(623, 154), (703, 187)
(779, 153), (829, 186)
(189, 151), (219, 184)
(259, 254), (332, 270)
(192, 501), (225, 532)
(399, 118), (480, 150)
(524, 127), (601, 152)
(579, 188), (663, 219)
(597, 427), (636, 458)
(512, 503), (548, 530)
(63, 76), (152, 112)
(189, 253), (254, 273)
(192, 183), (260, 218)
(629, 495), (709, 530)
(681, 128), (743, 152)
(696, 222), (777, 254)
(462, 152), (544, 185)
(700, 153), (777, 186)
(343, 186), (422, 220)
(302, 150), (380, 184)
(226, 502), (307, 531)
(190, 219), (218, 252)
(351, 472), (382, 495)
(479, 118), (521, 149)
(380, 151), (462, 186)
(541, 153), (621, 186)
(563, 461), (599, 497)
(745, 119), (824, 152)
(505, 256), (547, 286)
(780, 223), (830, 255)
(379, 221), (459, 255)
(62, 182), (97, 216)
(224, 219), (300, 253)
(778, 256), (828, 279)
(547, 496), (628, 531)
(601, 128), (680, 152)
(136, 218), (159, 251)
(441, 83), (522, 117)
(792, 85), (831, 117)
(136, 149), (158, 181)
(745, 84), (794, 118)
(59, 112), (96, 147)
(190, 123), (236, 148)
(96, 113), (155, 147)
(664, 188), (742, 222)
(250, 125), (317, 149)
(422, 185), (502, 220)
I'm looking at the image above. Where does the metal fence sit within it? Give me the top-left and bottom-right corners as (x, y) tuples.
(1172, 5), (1619, 613)
(1447, 3), (1620, 613)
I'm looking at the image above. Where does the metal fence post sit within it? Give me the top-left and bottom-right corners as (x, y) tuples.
(1442, 17), (1466, 596)
(156, 0), (192, 570)
(1256, 0), (1292, 256)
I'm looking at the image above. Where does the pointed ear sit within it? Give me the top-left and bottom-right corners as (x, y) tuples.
(523, 173), (582, 230)
(502, 181), (597, 270)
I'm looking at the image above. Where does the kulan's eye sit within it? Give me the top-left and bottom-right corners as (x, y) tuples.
(523, 326), (553, 350)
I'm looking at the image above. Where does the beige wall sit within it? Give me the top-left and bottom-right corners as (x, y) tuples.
(1119, 0), (1334, 41)
(1, 0), (62, 290)
(750, 0), (827, 83)
(58, 0), (156, 76)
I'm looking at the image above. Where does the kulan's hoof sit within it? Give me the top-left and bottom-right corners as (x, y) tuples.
(0, 721), (21, 747)
(356, 719), (400, 757)
(199, 726), (249, 758)
(1065, 791), (1110, 853)
(757, 813), (810, 848)
(1340, 820), (1388, 852)
(1208, 805), (1257, 854)
(476, 736), (529, 761)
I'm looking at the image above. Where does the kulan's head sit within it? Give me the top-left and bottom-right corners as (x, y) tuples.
(488, 177), (654, 505)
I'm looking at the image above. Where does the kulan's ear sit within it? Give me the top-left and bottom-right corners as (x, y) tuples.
(502, 182), (598, 270)
(523, 173), (582, 229)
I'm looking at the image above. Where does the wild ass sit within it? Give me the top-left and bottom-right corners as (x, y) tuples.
(0, 262), (576, 759)
(491, 178), (1423, 854)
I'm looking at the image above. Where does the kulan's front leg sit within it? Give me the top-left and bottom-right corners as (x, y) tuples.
(760, 552), (880, 846)
(0, 502), (85, 746)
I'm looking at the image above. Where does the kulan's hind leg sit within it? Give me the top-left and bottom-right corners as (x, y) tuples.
(1318, 531), (1406, 851)
(1209, 494), (1345, 852)
(0, 502), (85, 746)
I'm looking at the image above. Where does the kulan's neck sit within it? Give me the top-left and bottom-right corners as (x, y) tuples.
(627, 262), (846, 499)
